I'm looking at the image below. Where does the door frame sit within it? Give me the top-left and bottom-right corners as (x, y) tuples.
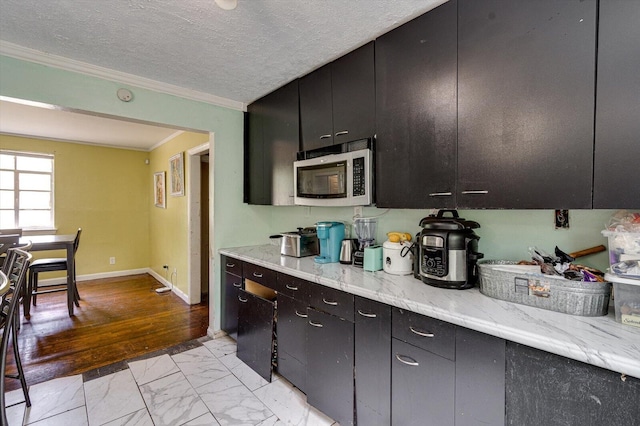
(187, 138), (212, 304)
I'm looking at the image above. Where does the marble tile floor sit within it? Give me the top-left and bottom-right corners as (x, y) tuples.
(5, 336), (337, 426)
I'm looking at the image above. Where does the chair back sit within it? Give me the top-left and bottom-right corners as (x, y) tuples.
(73, 228), (82, 255)
(0, 248), (32, 325)
(0, 235), (20, 270)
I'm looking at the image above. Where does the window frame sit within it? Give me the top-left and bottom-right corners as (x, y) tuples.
(0, 149), (55, 231)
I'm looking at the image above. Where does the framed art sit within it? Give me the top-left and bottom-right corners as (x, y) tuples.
(154, 171), (166, 208)
(169, 152), (185, 196)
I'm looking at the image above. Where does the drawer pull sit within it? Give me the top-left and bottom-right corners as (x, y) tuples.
(357, 310), (377, 318)
(409, 326), (434, 338)
(429, 192), (452, 197)
(309, 320), (324, 328)
(238, 296), (248, 303)
(252, 272), (263, 278)
(295, 310), (308, 318)
(226, 263), (235, 268)
(319, 134), (332, 140)
(395, 354), (419, 367)
(335, 130), (349, 137)
(232, 282), (242, 288)
(322, 298), (338, 306)
(285, 284), (299, 291)
(461, 190), (489, 195)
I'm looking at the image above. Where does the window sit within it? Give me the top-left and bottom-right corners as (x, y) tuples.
(0, 150), (54, 230)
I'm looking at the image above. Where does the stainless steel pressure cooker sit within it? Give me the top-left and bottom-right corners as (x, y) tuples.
(415, 210), (484, 289)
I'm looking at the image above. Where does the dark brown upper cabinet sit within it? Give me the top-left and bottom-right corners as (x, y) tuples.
(593, 0), (640, 209)
(375, 0), (458, 209)
(244, 80), (299, 205)
(300, 42), (375, 151)
(457, 0), (596, 209)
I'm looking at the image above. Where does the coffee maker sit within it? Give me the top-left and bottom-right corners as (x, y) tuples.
(315, 222), (345, 264)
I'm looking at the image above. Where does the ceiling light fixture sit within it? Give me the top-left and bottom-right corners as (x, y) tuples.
(214, 0), (237, 11)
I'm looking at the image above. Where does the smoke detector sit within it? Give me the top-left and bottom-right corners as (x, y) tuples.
(117, 88), (133, 102)
(215, 0), (237, 10)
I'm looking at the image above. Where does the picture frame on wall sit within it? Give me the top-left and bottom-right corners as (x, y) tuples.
(154, 171), (166, 208)
(169, 152), (185, 196)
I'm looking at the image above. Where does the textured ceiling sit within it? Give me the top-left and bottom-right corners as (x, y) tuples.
(0, 0), (445, 105)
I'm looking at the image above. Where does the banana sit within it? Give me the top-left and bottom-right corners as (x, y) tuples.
(387, 232), (412, 243)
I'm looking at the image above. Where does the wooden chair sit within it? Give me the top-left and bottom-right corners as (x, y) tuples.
(0, 234), (20, 271)
(0, 248), (32, 425)
(27, 229), (82, 315)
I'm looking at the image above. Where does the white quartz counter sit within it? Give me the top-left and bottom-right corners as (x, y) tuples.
(220, 245), (640, 379)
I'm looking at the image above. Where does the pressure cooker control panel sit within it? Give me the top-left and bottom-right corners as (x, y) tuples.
(421, 235), (448, 277)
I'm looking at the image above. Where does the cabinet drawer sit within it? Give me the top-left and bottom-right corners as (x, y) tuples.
(276, 273), (310, 302)
(222, 255), (243, 276)
(243, 262), (277, 289)
(392, 307), (455, 361)
(309, 284), (354, 322)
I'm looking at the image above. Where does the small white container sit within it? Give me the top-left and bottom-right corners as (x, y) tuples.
(605, 273), (640, 328)
(602, 230), (640, 267)
(382, 240), (414, 275)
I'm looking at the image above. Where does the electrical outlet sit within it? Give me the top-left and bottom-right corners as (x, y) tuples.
(109, 257), (116, 265)
(173, 268), (177, 274)
(354, 206), (363, 218)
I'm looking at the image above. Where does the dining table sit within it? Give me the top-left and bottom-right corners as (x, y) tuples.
(19, 234), (77, 317)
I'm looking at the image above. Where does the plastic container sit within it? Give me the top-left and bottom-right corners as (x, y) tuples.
(605, 273), (640, 328)
(601, 230), (640, 266)
(478, 261), (611, 316)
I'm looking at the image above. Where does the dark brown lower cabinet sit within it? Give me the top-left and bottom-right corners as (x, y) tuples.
(354, 297), (391, 425)
(306, 307), (355, 426)
(275, 294), (308, 392)
(505, 342), (640, 426)
(236, 289), (275, 382)
(221, 271), (242, 340)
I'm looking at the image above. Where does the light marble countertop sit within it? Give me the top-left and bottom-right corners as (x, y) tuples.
(220, 245), (640, 379)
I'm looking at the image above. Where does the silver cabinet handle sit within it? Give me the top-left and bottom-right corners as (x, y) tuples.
(395, 354), (419, 366)
(322, 298), (338, 306)
(226, 263), (235, 268)
(335, 130), (349, 136)
(429, 192), (452, 197)
(295, 310), (308, 318)
(252, 272), (263, 278)
(409, 326), (434, 338)
(319, 134), (332, 139)
(232, 282), (242, 288)
(461, 190), (489, 195)
(357, 310), (377, 318)
(238, 296), (248, 303)
(309, 320), (323, 328)
(285, 284), (299, 291)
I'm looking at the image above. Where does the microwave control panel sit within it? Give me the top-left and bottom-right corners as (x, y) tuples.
(352, 157), (366, 196)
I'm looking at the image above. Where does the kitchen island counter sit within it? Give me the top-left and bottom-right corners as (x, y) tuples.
(220, 245), (640, 379)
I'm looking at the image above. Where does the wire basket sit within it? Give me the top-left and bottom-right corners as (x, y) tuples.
(478, 261), (611, 316)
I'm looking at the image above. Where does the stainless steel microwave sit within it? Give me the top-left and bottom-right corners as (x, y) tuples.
(294, 148), (373, 207)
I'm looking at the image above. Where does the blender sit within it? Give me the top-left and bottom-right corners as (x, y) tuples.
(353, 217), (377, 267)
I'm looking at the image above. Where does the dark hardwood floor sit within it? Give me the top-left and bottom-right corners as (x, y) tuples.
(4, 274), (209, 392)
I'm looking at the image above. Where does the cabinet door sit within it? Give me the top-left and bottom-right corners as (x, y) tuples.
(457, 0), (596, 209)
(392, 338), (455, 426)
(300, 65), (333, 150)
(221, 271), (242, 340)
(276, 294), (308, 392)
(331, 42), (375, 144)
(375, 0), (458, 209)
(505, 342), (640, 425)
(245, 80), (299, 205)
(593, 1), (640, 208)
(236, 289), (275, 382)
(355, 297), (391, 426)
(306, 308), (354, 426)
(455, 327), (505, 426)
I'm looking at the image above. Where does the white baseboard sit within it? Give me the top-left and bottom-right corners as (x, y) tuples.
(37, 267), (190, 304)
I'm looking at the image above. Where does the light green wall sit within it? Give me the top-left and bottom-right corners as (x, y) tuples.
(0, 54), (624, 334)
(0, 134), (150, 273)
